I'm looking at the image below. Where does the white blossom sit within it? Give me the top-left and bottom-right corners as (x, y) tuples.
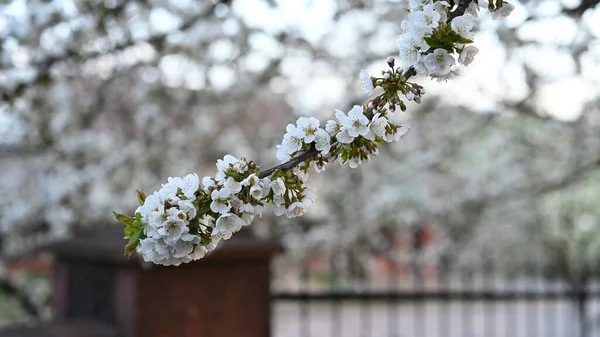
(190, 245), (207, 260)
(433, 1), (450, 22)
(431, 70), (459, 82)
(270, 178), (286, 197)
(241, 212), (255, 226)
(398, 43), (422, 68)
(241, 173), (260, 187)
(281, 124), (304, 154)
(276, 144), (292, 162)
(250, 185), (264, 200)
(348, 157), (363, 169)
(459, 45), (479, 66)
(423, 48), (455, 76)
(177, 199), (197, 219)
(137, 238), (170, 264)
(370, 113), (388, 138)
(492, 2), (514, 20)
(233, 159), (248, 173)
(238, 201), (255, 213)
(451, 14), (476, 40)
(225, 176), (242, 194)
(202, 176), (216, 190)
(286, 201), (307, 218)
(171, 236), (196, 258)
(325, 119), (341, 136)
(465, 0), (481, 17)
(314, 128), (331, 154)
(408, 0), (432, 9)
(180, 173), (200, 199)
(384, 124), (411, 142)
(261, 177), (272, 197)
(137, 192), (164, 224)
(158, 216), (188, 245)
(210, 188), (231, 214)
(359, 70), (375, 95)
(400, 33), (430, 53)
(215, 155), (238, 182)
(408, 4), (441, 32)
(302, 188), (317, 206)
(213, 213), (243, 240)
(296, 117), (320, 143)
(336, 127), (355, 144)
(158, 178), (182, 202)
(336, 106), (369, 137)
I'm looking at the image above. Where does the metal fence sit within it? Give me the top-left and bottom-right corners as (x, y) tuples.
(271, 254), (600, 337)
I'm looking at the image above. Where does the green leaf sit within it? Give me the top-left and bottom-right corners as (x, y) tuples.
(113, 211), (135, 226)
(124, 227), (143, 255)
(455, 36), (474, 45)
(124, 241), (138, 255)
(136, 190), (147, 206)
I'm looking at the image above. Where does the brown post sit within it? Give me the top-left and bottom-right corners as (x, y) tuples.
(50, 225), (281, 337)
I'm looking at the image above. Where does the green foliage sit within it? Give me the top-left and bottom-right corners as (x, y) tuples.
(136, 190), (147, 206)
(424, 23), (474, 53)
(113, 211), (135, 226)
(114, 211), (145, 255)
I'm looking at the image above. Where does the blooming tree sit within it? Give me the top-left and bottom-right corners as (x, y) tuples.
(1, 0), (599, 319)
(114, 0), (517, 266)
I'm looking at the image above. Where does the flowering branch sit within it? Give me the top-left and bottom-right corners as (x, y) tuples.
(113, 0), (515, 266)
(258, 145), (318, 179)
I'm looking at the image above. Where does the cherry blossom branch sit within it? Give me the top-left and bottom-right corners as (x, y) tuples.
(115, 0), (517, 266)
(257, 0), (476, 178)
(258, 145), (318, 178)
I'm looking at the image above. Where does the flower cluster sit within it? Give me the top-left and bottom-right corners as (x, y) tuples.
(115, 154), (323, 265)
(116, 156), (274, 265)
(276, 117), (331, 162)
(398, 0), (514, 81)
(116, 0), (514, 266)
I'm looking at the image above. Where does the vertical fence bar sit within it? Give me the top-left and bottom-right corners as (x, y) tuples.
(330, 253), (341, 337)
(300, 256), (310, 337)
(413, 228), (424, 337)
(359, 260), (372, 337)
(485, 256), (496, 337)
(438, 254), (450, 337)
(461, 269), (473, 337)
(552, 268), (561, 337)
(536, 248), (545, 337)
(389, 251), (400, 337)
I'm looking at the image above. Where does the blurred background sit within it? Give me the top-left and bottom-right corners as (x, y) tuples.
(1, 0), (600, 336)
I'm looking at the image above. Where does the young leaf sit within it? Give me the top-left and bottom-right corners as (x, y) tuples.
(113, 211), (135, 226)
(136, 190), (147, 206)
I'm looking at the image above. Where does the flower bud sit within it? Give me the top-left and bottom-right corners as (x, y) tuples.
(399, 101), (407, 111)
(386, 56), (395, 68)
(383, 72), (391, 80)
